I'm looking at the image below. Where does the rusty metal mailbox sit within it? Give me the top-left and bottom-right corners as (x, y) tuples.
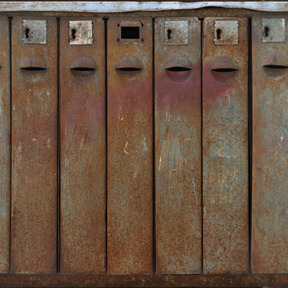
(60, 17), (106, 274)
(155, 17), (201, 275)
(107, 17), (153, 274)
(11, 16), (57, 273)
(252, 16), (288, 274)
(203, 17), (249, 274)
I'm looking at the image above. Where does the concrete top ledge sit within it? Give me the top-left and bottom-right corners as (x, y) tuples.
(0, 1), (288, 13)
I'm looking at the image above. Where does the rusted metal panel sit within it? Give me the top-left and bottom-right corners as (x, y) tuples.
(252, 16), (288, 273)
(155, 17), (201, 274)
(203, 17), (249, 274)
(60, 17), (106, 274)
(0, 15), (10, 274)
(11, 16), (57, 273)
(107, 17), (153, 274)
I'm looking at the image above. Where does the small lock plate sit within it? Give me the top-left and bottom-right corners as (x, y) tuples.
(164, 21), (189, 45)
(69, 21), (93, 45)
(262, 19), (286, 43)
(118, 21), (143, 44)
(214, 20), (239, 45)
(23, 20), (47, 44)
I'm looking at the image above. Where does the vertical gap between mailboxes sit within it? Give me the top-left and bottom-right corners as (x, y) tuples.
(248, 17), (252, 274)
(57, 16), (61, 274)
(200, 17), (204, 275)
(9, 16), (12, 274)
(104, 17), (108, 274)
(152, 17), (156, 275)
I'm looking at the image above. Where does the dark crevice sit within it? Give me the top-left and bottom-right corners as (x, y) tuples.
(166, 67), (191, 72)
(70, 67), (96, 72)
(116, 67), (142, 72)
(104, 17), (108, 274)
(248, 17), (252, 274)
(152, 17), (156, 274)
(263, 65), (288, 69)
(56, 16), (60, 274)
(21, 67), (46, 71)
(211, 68), (237, 72)
(200, 17), (204, 274)
(9, 16), (12, 274)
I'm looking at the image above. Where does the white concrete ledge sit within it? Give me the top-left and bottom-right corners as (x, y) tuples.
(0, 2), (287, 13)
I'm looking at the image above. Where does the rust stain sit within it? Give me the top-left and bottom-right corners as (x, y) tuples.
(155, 17), (201, 274)
(11, 16), (57, 274)
(60, 17), (106, 274)
(107, 17), (153, 275)
(203, 17), (249, 274)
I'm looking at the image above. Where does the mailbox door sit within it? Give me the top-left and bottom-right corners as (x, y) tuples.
(11, 17), (57, 273)
(203, 17), (249, 274)
(155, 17), (201, 274)
(0, 15), (10, 273)
(107, 17), (153, 274)
(252, 16), (288, 273)
(60, 17), (106, 274)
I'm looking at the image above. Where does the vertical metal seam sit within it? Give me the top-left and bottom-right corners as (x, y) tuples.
(57, 16), (61, 274)
(152, 16), (156, 275)
(248, 16), (252, 274)
(104, 16), (108, 274)
(9, 15), (12, 274)
(200, 17), (204, 275)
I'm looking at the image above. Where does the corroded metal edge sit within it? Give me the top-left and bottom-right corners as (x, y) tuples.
(0, 2), (288, 13)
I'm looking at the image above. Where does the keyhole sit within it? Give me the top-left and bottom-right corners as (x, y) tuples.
(264, 26), (269, 37)
(25, 28), (30, 39)
(167, 29), (172, 40)
(216, 29), (222, 40)
(72, 29), (76, 40)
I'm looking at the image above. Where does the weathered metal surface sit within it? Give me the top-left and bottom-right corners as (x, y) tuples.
(0, 15), (10, 274)
(1, 2), (288, 13)
(252, 16), (288, 274)
(107, 17), (153, 274)
(22, 20), (47, 44)
(60, 17), (106, 274)
(203, 17), (249, 274)
(69, 20), (93, 45)
(1, 273), (288, 287)
(11, 16), (57, 273)
(155, 17), (201, 274)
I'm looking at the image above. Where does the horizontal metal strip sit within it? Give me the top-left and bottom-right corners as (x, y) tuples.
(1, 1), (288, 13)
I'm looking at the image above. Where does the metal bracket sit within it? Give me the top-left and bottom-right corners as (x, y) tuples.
(214, 20), (239, 45)
(262, 19), (286, 43)
(22, 20), (47, 44)
(164, 20), (189, 45)
(69, 21), (93, 45)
